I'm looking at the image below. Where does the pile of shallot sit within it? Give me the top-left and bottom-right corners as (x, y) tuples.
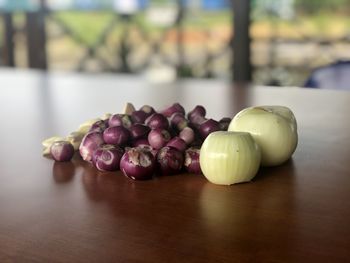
(43, 103), (231, 180)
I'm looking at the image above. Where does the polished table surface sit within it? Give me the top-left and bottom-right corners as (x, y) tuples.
(1, 69), (350, 262)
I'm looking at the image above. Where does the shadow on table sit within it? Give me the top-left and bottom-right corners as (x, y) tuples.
(52, 157), (77, 183)
(253, 158), (296, 182)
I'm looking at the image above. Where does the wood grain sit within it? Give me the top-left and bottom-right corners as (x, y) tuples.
(1, 69), (350, 262)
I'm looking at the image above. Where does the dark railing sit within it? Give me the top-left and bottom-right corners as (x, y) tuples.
(0, 1), (238, 78)
(0, 1), (241, 80)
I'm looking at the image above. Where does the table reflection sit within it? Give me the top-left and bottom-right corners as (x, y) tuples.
(52, 160), (76, 183)
(199, 159), (298, 259)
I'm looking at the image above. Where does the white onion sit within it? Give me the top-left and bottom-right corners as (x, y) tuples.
(228, 105), (298, 166)
(200, 131), (261, 185)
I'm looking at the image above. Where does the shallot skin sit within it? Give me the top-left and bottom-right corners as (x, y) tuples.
(166, 137), (187, 152)
(148, 128), (171, 150)
(132, 138), (150, 147)
(50, 141), (75, 162)
(131, 110), (148, 124)
(103, 126), (130, 146)
(139, 105), (155, 118)
(129, 124), (150, 140)
(179, 127), (195, 145)
(120, 147), (156, 180)
(108, 114), (132, 128)
(187, 105), (206, 123)
(219, 117), (232, 131)
(92, 144), (124, 172)
(169, 113), (188, 131)
(184, 147), (202, 174)
(161, 103), (185, 117)
(45, 102), (232, 181)
(89, 120), (108, 133)
(79, 131), (105, 162)
(199, 119), (221, 140)
(156, 146), (184, 175)
(146, 113), (169, 130)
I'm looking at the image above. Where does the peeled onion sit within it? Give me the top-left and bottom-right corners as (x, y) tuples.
(228, 105), (298, 166)
(200, 131), (261, 185)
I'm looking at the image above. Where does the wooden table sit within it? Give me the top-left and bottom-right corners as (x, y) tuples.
(1, 69), (350, 262)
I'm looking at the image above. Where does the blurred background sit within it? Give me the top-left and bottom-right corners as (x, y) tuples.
(1, 0), (350, 86)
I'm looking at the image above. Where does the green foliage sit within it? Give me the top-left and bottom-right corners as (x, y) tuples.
(295, 0), (350, 14)
(54, 11), (115, 45)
